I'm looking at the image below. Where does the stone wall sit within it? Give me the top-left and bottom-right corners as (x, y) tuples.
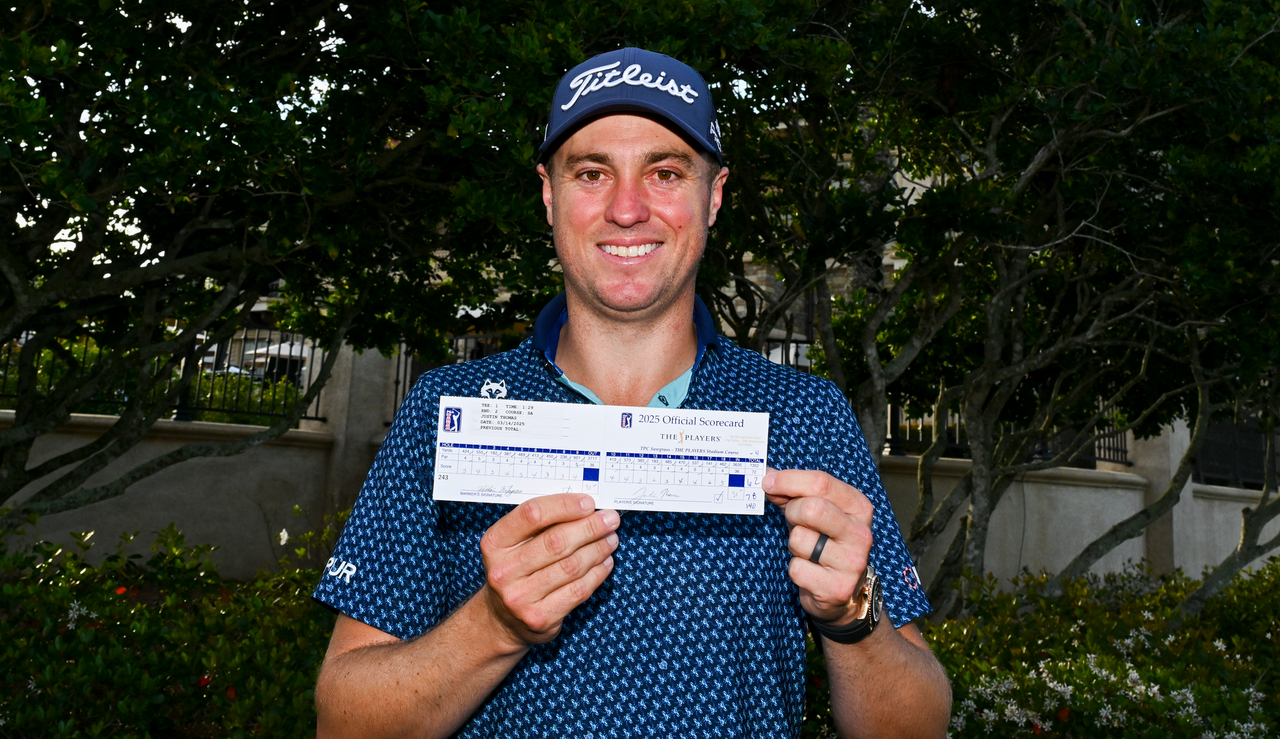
(3, 346), (395, 581)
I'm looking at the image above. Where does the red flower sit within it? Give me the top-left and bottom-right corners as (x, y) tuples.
(198, 675), (212, 688)
(115, 586), (127, 595)
(1033, 723), (1042, 734)
(1057, 707), (1070, 722)
(227, 686), (237, 700)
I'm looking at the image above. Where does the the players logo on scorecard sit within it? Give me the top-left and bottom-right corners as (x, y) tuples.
(442, 407), (462, 433)
(620, 413), (632, 428)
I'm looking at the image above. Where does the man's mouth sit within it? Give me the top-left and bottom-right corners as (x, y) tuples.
(598, 243), (661, 258)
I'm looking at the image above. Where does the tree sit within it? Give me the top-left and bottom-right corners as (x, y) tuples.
(811, 0), (1280, 613)
(0, 0), (564, 522)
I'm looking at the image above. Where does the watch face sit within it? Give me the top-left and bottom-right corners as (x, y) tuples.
(871, 579), (883, 624)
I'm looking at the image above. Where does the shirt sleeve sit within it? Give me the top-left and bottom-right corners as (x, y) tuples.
(312, 381), (452, 641)
(812, 383), (933, 626)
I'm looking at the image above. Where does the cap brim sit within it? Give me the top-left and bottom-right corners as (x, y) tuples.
(538, 99), (724, 165)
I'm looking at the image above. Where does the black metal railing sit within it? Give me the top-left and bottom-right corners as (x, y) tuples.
(886, 407), (970, 458)
(388, 333), (526, 424)
(762, 338), (814, 372)
(1195, 420), (1278, 490)
(180, 328), (326, 422)
(887, 407), (1130, 467)
(1094, 427), (1130, 466)
(0, 329), (326, 425)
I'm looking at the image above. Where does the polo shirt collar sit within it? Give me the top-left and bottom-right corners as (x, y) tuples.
(531, 292), (722, 375)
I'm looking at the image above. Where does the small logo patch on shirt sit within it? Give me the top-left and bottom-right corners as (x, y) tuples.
(325, 558), (358, 584)
(904, 565), (922, 590)
(480, 379), (507, 399)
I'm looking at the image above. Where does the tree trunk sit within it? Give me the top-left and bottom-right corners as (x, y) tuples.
(1044, 380), (1217, 596)
(814, 272), (849, 398)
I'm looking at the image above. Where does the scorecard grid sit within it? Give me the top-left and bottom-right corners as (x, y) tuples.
(437, 443), (601, 481)
(436, 443), (762, 487)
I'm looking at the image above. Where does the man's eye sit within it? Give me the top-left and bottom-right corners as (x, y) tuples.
(583, 171), (603, 181)
(656, 170), (676, 181)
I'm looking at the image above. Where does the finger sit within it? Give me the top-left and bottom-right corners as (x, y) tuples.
(764, 469), (873, 525)
(787, 524), (866, 575)
(521, 528), (620, 606)
(483, 494), (596, 550)
(783, 496), (866, 547)
(487, 509), (620, 589)
(536, 555), (617, 626)
(788, 557), (861, 619)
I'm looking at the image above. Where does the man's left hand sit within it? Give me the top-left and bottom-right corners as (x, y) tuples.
(762, 468), (874, 626)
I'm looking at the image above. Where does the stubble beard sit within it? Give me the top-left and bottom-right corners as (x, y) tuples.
(552, 218), (708, 324)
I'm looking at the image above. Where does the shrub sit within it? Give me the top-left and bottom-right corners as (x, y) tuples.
(802, 561), (1280, 738)
(4, 524), (1276, 738)
(0, 527), (332, 738)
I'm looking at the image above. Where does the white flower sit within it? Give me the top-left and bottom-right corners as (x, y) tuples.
(1045, 678), (1074, 701)
(279, 528), (289, 546)
(1244, 688), (1264, 714)
(1141, 610), (1154, 620)
(1003, 704), (1040, 728)
(1085, 654), (1116, 682)
(1213, 639), (1227, 652)
(66, 599), (88, 629)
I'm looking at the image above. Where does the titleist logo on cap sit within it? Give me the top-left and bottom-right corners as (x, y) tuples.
(562, 61), (700, 111)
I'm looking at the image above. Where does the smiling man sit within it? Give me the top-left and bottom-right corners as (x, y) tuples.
(313, 48), (951, 738)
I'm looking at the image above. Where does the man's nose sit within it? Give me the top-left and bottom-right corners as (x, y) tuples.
(603, 174), (650, 227)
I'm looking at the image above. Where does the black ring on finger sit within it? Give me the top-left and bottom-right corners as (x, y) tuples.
(809, 533), (829, 564)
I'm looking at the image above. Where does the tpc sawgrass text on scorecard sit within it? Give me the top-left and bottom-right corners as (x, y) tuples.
(433, 396), (769, 515)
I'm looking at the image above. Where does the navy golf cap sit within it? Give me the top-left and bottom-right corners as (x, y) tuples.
(539, 47), (723, 164)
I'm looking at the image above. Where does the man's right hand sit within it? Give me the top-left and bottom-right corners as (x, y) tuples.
(480, 493), (620, 648)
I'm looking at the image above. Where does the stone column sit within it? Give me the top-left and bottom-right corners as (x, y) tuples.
(1123, 421), (1191, 575)
(308, 345), (395, 513)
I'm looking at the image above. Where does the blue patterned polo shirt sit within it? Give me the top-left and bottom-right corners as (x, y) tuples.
(314, 295), (932, 738)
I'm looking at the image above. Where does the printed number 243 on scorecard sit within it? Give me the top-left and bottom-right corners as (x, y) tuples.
(432, 396), (769, 515)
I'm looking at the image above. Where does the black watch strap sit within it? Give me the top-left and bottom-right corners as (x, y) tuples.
(808, 566), (883, 645)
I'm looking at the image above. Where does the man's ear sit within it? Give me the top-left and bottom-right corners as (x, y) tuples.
(537, 163), (554, 227)
(707, 166), (729, 227)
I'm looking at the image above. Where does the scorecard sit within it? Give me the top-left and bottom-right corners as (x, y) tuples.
(432, 396), (769, 515)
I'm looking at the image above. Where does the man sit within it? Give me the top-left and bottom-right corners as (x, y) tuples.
(314, 48), (951, 738)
